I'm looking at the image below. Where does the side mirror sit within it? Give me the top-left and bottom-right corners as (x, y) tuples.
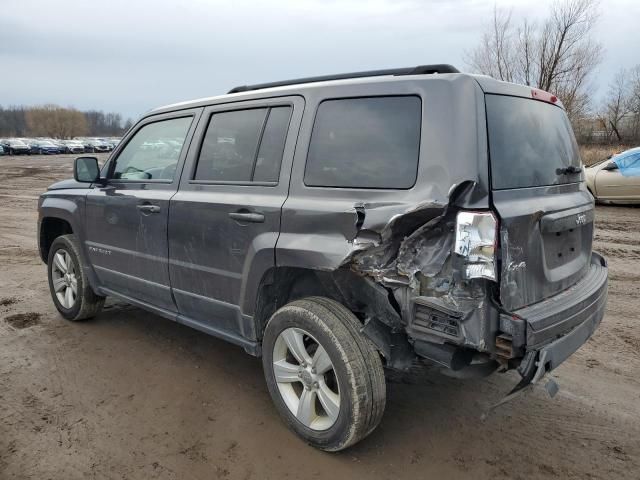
(602, 161), (619, 171)
(74, 156), (101, 183)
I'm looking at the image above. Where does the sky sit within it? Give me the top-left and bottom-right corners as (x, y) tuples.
(1, 0), (639, 121)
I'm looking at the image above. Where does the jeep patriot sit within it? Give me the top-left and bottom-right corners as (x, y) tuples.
(38, 64), (608, 451)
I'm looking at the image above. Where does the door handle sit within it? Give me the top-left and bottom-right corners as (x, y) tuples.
(137, 204), (161, 214)
(228, 211), (265, 223)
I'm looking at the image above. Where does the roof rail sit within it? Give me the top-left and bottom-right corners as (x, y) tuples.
(227, 64), (460, 94)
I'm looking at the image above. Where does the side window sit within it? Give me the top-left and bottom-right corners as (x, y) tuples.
(112, 116), (192, 181)
(304, 96), (421, 189)
(253, 107), (292, 182)
(194, 106), (292, 183)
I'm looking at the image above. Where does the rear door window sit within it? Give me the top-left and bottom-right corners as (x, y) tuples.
(253, 107), (292, 182)
(194, 106), (292, 183)
(486, 94), (581, 190)
(304, 96), (421, 189)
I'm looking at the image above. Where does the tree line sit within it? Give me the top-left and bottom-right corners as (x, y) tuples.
(0, 105), (134, 139)
(467, 0), (640, 145)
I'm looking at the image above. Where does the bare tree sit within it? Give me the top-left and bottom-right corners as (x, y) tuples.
(628, 66), (640, 140)
(25, 105), (88, 139)
(597, 69), (631, 142)
(468, 7), (515, 83)
(466, 0), (603, 121)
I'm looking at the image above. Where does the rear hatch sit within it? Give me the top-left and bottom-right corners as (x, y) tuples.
(485, 93), (594, 311)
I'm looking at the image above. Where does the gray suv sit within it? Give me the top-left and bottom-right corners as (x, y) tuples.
(38, 65), (608, 451)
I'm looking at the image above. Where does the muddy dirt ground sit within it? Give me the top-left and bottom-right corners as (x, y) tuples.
(1, 154), (639, 479)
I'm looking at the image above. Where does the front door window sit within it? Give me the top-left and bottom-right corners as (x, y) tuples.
(112, 117), (192, 181)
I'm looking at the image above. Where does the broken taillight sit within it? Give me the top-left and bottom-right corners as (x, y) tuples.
(454, 211), (498, 281)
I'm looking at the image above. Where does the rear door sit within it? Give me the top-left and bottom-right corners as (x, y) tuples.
(485, 94), (594, 311)
(168, 96), (303, 340)
(84, 111), (200, 310)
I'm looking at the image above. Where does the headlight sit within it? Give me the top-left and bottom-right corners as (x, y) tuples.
(454, 211), (498, 281)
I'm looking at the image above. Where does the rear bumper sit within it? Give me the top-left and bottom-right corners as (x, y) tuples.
(531, 309), (603, 382)
(502, 252), (608, 377)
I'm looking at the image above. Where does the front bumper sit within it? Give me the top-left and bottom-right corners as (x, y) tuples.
(503, 252), (608, 379)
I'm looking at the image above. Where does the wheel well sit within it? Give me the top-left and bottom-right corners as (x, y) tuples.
(253, 267), (402, 334)
(253, 267), (333, 338)
(253, 266), (411, 368)
(39, 217), (73, 262)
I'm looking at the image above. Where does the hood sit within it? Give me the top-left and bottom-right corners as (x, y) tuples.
(47, 178), (88, 190)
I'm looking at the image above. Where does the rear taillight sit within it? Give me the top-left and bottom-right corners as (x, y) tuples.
(454, 211), (498, 281)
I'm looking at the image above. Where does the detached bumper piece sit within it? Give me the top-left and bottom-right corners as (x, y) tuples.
(532, 312), (602, 382)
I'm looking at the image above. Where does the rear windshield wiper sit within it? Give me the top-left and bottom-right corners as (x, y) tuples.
(556, 165), (582, 175)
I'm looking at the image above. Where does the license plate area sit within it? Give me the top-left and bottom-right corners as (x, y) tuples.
(540, 204), (594, 273)
(543, 227), (582, 269)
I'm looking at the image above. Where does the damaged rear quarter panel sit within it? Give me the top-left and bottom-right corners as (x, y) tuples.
(275, 76), (492, 350)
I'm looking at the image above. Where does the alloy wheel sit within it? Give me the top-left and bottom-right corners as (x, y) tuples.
(51, 249), (78, 309)
(272, 327), (341, 431)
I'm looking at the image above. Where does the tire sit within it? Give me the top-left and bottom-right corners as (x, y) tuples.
(262, 297), (386, 451)
(47, 234), (105, 321)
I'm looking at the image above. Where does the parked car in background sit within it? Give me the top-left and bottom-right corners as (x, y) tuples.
(86, 138), (111, 153)
(40, 139), (66, 151)
(585, 147), (640, 204)
(1, 138), (31, 155)
(75, 138), (95, 153)
(104, 138), (120, 150)
(0, 145), (4, 155)
(95, 138), (114, 151)
(30, 140), (62, 155)
(61, 140), (85, 154)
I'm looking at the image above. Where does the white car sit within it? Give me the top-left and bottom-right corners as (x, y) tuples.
(585, 147), (640, 204)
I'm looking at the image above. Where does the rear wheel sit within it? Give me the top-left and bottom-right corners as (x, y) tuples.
(47, 234), (105, 321)
(262, 297), (386, 451)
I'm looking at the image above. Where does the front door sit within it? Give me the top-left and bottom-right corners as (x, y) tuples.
(168, 97), (303, 341)
(84, 111), (200, 311)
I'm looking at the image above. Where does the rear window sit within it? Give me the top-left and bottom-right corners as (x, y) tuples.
(486, 94), (581, 190)
(304, 96), (421, 189)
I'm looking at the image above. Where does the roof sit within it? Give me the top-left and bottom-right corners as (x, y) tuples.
(150, 64), (464, 114)
(148, 66), (560, 116)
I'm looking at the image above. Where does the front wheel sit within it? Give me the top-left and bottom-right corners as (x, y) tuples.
(47, 234), (105, 321)
(262, 297), (386, 451)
